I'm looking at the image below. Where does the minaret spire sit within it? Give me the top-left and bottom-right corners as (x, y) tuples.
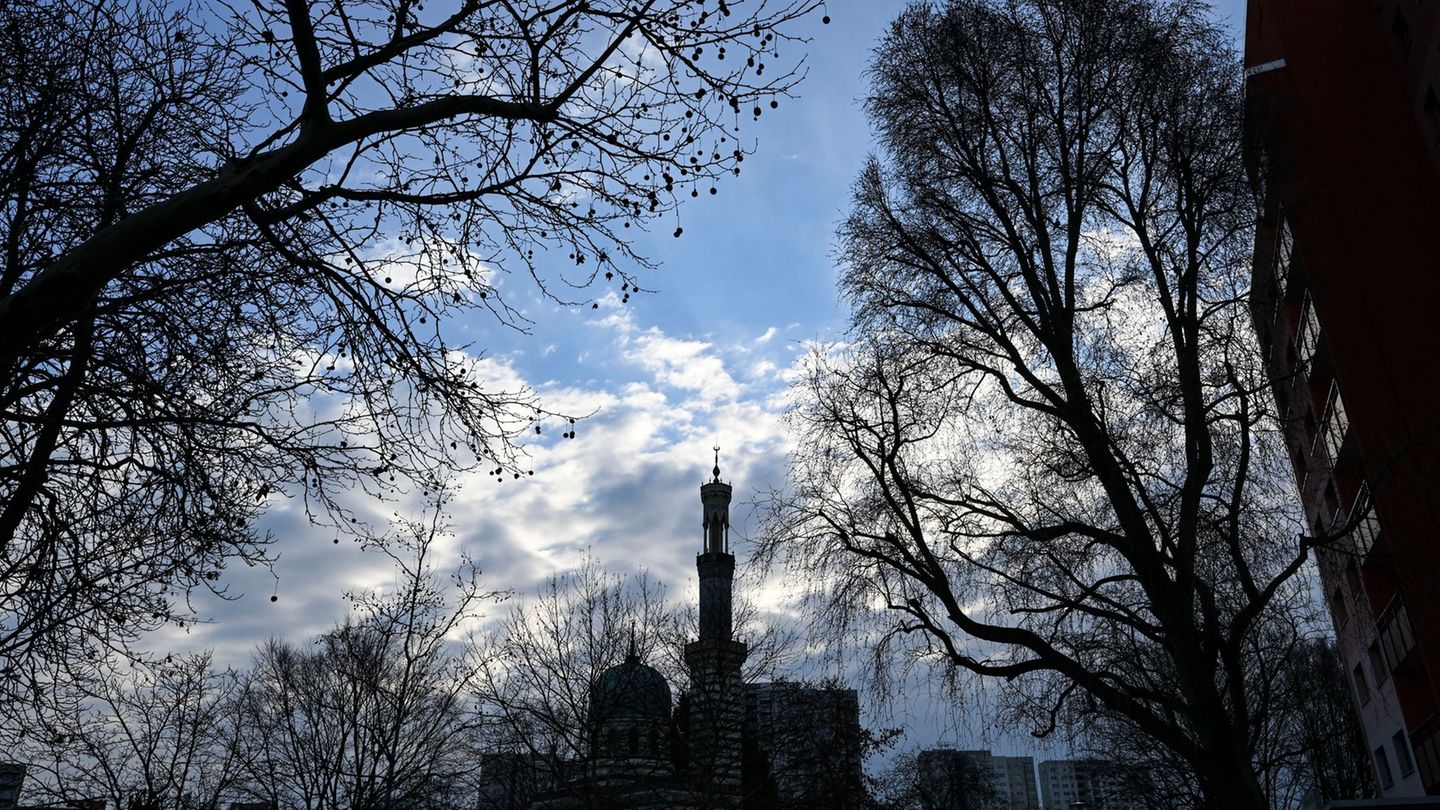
(687, 447), (747, 804)
(701, 447), (731, 557)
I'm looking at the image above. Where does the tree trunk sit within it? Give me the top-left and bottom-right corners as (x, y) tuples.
(1200, 757), (1269, 810)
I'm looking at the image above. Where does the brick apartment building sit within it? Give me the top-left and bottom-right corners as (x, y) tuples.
(1244, 0), (1440, 797)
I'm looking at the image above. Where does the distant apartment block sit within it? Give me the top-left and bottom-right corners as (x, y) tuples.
(479, 752), (571, 810)
(917, 748), (1039, 810)
(1037, 759), (1142, 810)
(744, 681), (866, 806)
(0, 764), (107, 810)
(991, 755), (1040, 810)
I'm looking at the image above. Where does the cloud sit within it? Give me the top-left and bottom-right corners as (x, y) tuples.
(624, 329), (740, 402)
(161, 304), (801, 674)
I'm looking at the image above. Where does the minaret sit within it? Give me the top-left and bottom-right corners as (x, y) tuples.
(684, 448), (747, 805)
(699, 449), (734, 641)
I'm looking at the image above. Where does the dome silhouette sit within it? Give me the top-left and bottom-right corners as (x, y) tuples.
(591, 649), (671, 723)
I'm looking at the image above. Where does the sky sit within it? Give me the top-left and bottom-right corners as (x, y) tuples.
(160, 0), (1250, 764)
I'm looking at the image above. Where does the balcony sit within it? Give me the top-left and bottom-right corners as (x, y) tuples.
(1275, 217), (1293, 289)
(1351, 486), (1381, 560)
(1314, 382), (1350, 468)
(1295, 294), (1320, 374)
(1378, 595), (1418, 672)
(1269, 216), (1293, 323)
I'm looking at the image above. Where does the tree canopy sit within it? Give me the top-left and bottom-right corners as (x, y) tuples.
(0, 0), (821, 702)
(759, 1), (1328, 806)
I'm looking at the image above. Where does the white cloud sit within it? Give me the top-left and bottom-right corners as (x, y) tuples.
(167, 307), (803, 673)
(625, 329), (740, 401)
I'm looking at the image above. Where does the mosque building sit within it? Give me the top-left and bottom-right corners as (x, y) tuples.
(481, 456), (865, 810)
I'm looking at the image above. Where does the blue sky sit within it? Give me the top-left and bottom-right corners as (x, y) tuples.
(163, 0), (1250, 763)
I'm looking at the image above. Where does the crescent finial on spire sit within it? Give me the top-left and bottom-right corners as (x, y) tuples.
(712, 445), (721, 482)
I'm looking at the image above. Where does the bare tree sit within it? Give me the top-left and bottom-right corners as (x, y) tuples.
(757, 1), (1326, 807)
(231, 507), (496, 810)
(0, 0), (823, 701)
(15, 652), (241, 810)
(1075, 633), (1374, 810)
(472, 556), (814, 807)
(1274, 639), (1374, 806)
(473, 556), (682, 802)
(740, 678), (888, 810)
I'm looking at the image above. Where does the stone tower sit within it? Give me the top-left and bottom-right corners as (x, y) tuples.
(684, 449), (747, 805)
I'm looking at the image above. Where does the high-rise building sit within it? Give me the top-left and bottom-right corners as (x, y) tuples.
(916, 750), (998, 810)
(744, 682), (865, 807)
(916, 749), (1039, 810)
(1244, 0), (1440, 797)
(1036, 760), (1141, 810)
(991, 755), (1040, 810)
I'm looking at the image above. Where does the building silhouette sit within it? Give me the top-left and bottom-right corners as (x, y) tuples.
(914, 749), (1038, 810)
(0, 765), (24, 810)
(744, 682), (865, 807)
(497, 457), (864, 809)
(1244, 0), (1440, 798)
(990, 755), (1039, 810)
(1036, 760), (1140, 810)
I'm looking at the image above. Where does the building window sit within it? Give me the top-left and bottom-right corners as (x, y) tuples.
(1273, 216), (1293, 298)
(1296, 294), (1320, 372)
(1318, 383), (1349, 465)
(1379, 598), (1418, 672)
(1415, 723), (1440, 788)
(1332, 586), (1350, 627)
(1395, 730), (1416, 777)
(1369, 642), (1390, 684)
(1377, 745), (1395, 789)
(1352, 486), (1382, 557)
(1327, 502), (1346, 542)
(1346, 562), (1364, 603)
(1355, 662), (1373, 705)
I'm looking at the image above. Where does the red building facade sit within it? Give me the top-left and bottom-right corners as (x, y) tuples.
(1245, 0), (1440, 796)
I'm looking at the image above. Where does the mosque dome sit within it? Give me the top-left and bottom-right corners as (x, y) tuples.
(591, 650), (672, 723)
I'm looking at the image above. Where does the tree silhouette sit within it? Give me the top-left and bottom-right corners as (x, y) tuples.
(231, 510), (495, 810)
(0, 0), (822, 704)
(472, 557), (874, 808)
(758, 1), (1325, 807)
(12, 503), (497, 810)
(474, 557), (681, 800)
(13, 652), (241, 810)
(875, 749), (999, 810)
